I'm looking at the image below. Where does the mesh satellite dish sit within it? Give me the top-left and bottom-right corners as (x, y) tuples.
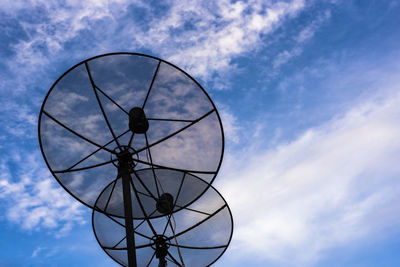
(38, 52), (224, 212)
(38, 52), (231, 267)
(93, 170), (233, 267)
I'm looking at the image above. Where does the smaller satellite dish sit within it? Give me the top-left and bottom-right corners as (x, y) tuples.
(92, 173), (233, 266)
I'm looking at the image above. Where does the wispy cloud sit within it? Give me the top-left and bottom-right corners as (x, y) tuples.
(1, 0), (133, 71)
(2, 0), (308, 84)
(0, 150), (86, 236)
(272, 47), (302, 69)
(295, 10), (331, 44)
(219, 87), (400, 265)
(140, 0), (307, 80)
(272, 9), (331, 70)
(216, 102), (241, 144)
(31, 246), (43, 258)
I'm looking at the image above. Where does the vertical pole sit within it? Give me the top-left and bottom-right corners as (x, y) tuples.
(119, 163), (137, 267)
(158, 257), (166, 267)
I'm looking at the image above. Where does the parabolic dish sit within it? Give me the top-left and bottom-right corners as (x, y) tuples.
(38, 52), (224, 211)
(92, 170), (233, 266)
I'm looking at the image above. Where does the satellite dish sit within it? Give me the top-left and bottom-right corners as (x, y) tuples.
(38, 52), (224, 211)
(93, 170), (233, 267)
(38, 52), (231, 267)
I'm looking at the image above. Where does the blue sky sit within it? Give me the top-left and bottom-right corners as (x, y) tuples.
(1, 0), (400, 266)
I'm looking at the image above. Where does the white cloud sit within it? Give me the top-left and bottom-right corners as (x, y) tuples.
(143, 0), (306, 79)
(31, 246), (43, 258)
(2, 0), (132, 72)
(273, 47), (302, 68)
(0, 150), (86, 236)
(272, 9), (331, 70)
(2, 0), (307, 83)
(0, 101), (37, 139)
(216, 102), (241, 144)
(295, 10), (331, 43)
(218, 90), (400, 265)
(30, 245), (63, 259)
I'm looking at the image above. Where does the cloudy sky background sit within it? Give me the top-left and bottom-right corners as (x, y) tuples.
(1, 0), (400, 266)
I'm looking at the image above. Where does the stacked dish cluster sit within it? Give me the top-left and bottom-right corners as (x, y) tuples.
(39, 53), (233, 266)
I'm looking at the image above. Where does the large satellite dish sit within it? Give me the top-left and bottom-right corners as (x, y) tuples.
(38, 53), (224, 211)
(92, 170), (233, 267)
(38, 52), (231, 267)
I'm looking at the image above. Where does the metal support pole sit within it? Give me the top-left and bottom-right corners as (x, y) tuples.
(158, 257), (167, 267)
(155, 235), (168, 267)
(119, 163), (137, 267)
